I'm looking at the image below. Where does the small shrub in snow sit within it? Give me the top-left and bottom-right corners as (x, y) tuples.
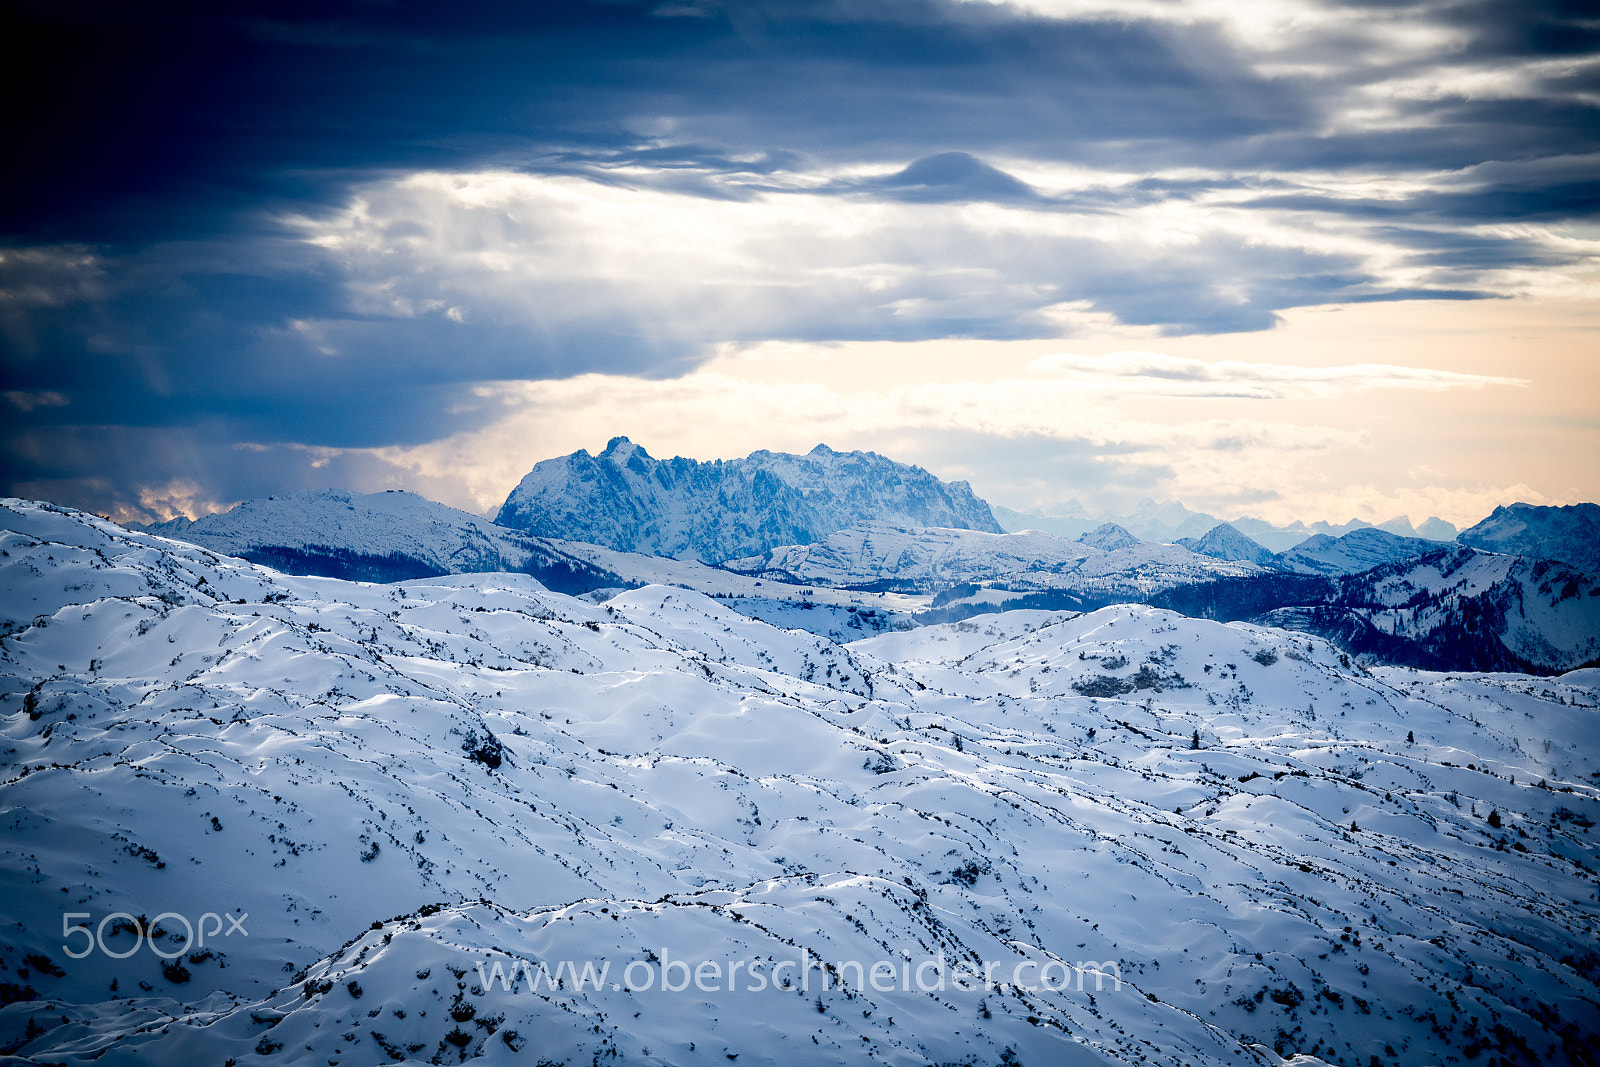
(461, 729), (504, 770)
(1073, 675), (1134, 697)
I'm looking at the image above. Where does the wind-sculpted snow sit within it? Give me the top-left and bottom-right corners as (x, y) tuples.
(2, 500), (1598, 1066)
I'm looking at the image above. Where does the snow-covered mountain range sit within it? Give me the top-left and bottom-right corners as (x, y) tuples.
(496, 438), (1002, 561)
(724, 520), (1259, 596)
(1272, 528), (1443, 577)
(994, 502), (1460, 551)
(132, 488), (936, 644)
(127, 472), (1599, 676)
(3, 500), (1597, 1066)
(1458, 502), (1600, 574)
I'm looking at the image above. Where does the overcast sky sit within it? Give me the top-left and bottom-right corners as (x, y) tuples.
(2, 0), (1596, 527)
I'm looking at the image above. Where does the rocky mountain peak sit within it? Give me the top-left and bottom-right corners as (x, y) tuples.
(1177, 522), (1276, 565)
(495, 440), (1003, 561)
(1457, 501), (1600, 572)
(1078, 522), (1141, 552)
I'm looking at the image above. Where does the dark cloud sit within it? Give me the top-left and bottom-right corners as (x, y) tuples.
(0, 0), (1294, 243)
(0, 230), (705, 447)
(1371, 227), (1575, 270)
(4, 0), (1593, 240)
(1, 0), (682, 242)
(1245, 181), (1600, 224)
(3, 421), (444, 523)
(1442, 0), (1600, 60)
(2, 0), (1596, 513)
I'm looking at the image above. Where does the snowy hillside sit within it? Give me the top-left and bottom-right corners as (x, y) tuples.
(134, 489), (920, 644)
(724, 522), (1094, 588)
(1160, 545), (1600, 674)
(1275, 528), (1439, 576)
(1457, 502), (1600, 574)
(723, 521), (1260, 597)
(1332, 545), (1600, 670)
(139, 489), (623, 594)
(3, 500), (1597, 1066)
(538, 536), (925, 643)
(496, 438), (1002, 561)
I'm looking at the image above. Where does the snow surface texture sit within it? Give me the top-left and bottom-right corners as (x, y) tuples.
(1457, 503), (1600, 575)
(496, 438), (1002, 561)
(2, 500), (1599, 1066)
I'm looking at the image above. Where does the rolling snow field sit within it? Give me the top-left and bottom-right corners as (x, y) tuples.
(2, 499), (1597, 1066)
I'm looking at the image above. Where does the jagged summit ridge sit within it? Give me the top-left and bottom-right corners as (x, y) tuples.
(494, 437), (1002, 560)
(1458, 501), (1600, 573)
